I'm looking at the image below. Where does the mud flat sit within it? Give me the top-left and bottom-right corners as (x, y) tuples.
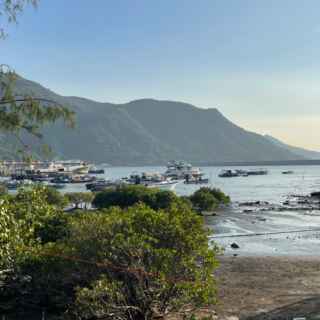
(203, 202), (320, 319)
(206, 203), (320, 256)
(215, 255), (320, 319)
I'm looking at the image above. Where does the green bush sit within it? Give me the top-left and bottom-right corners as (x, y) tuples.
(92, 185), (181, 211)
(42, 186), (69, 208)
(34, 213), (70, 244)
(189, 187), (230, 212)
(206, 187), (230, 205)
(0, 186), (65, 269)
(0, 183), (8, 196)
(65, 203), (218, 319)
(1, 185), (220, 319)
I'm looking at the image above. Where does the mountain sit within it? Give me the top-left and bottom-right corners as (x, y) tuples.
(1, 76), (310, 165)
(264, 135), (320, 160)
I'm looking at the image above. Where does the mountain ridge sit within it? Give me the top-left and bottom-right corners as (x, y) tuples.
(264, 135), (320, 160)
(0, 75), (314, 165)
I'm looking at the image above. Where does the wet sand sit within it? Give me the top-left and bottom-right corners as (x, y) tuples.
(215, 255), (320, 319)
(206, 205), (320, 257)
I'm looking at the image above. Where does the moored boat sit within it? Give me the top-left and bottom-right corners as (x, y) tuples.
(125, 172), (179, 190)
(184, 178), (209, 184)
(311, 191), (320, 198)
(71, 175), (97, 184)
(143, 180), (179, 190)
(218, 170), (239, 178)
(87, 179), (125, 192)
(88, 167), (105, 174)
(51, 175), (72, 184)
(246, 169), (268, 176)
(164, 160), (203, 180)
(184, 173), (209, 184)
(5, 180), (22, 190)
(49, 183), (66, 190)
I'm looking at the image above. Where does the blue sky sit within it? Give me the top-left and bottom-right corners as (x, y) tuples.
(1, 0), (320, 150)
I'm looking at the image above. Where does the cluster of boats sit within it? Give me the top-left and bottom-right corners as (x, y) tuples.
(1, 159), (299, 192)
(218, 168), (268, 178)
(1, 160), (105, 190)
(86, 161), (210, 192)
(1, 160), (210, 192)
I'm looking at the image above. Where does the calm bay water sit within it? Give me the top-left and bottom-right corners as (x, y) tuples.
(64, 165), (320, 202)
(61, 165), (320, 256)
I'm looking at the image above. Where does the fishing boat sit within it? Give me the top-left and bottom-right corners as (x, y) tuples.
(88, 167), (105, 174)
(311, 191), (320, 198)
(184, 178), (209, 184)
(71, 175), (97, 184)
(86, 179), (125, 192)
(282, 170), (294, 174)
(51, 175), (72, 184)
(5, 180), (22, 190)
(218, 170), (240, 178)
(49, 183), (66, 190)
(184, 173), (209, 184)
(125, 172), (179, 190)
(246, 169), (268, 176)
(86, 179), (109, 190)
(164, 160), (203, 180)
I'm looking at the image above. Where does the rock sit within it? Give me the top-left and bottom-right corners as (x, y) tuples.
(231, 242), (240, 249)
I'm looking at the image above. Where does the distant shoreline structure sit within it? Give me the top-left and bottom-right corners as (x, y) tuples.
(100, 159), (320, 167)
(198, 159), (320, 167)
(2, 159), (320, 168)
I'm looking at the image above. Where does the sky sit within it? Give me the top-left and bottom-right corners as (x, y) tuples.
(1, 0), (320, 150)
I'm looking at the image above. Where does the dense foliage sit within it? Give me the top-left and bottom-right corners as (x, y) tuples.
(0, 186), (221, 319)
(189, 187), (230, 212)
(42, 186), (69, 208)
(92, 185), (181, 210)
(0, 187), (65, 269)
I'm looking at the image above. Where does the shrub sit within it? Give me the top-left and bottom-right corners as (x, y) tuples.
(206, 187), (230, 205)
(42, 186), (69, 208)
(189, 187), (230, 212)
(5, 203), (218, 319)
(0, 183), (8, 196)
(190, 189), (218, 212)
(1, 186), (220, 319)
(34, 213), (70, 244)
(92, 185), (180, 211)
(65, 203), (218, 319)
(0, 186), (64, 269)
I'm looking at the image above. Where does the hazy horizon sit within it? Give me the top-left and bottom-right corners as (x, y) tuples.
(2, 0), (320, 151)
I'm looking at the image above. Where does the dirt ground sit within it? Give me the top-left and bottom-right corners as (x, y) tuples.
(215, 255), (320, 319)
(165, 256), (320, 320)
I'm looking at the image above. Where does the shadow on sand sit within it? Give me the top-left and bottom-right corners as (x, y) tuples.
(243, 295), (320, 320)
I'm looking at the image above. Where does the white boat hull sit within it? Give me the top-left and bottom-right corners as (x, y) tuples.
(144, 181), (179, 190)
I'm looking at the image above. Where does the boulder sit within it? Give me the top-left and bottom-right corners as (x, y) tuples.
(231, 242), (240, 249)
